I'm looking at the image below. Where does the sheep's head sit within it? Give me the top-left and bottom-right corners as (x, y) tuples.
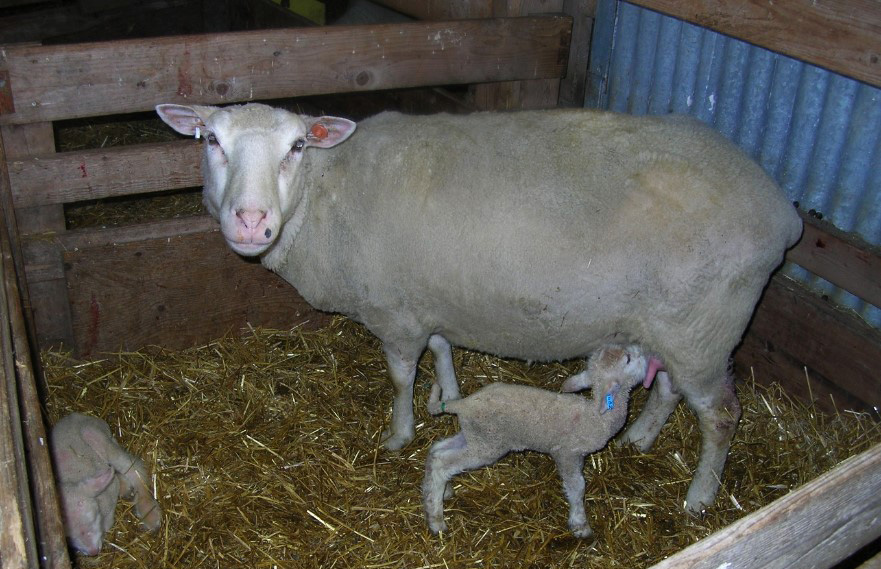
(561, 344), (651, 414)
(156, 103), (355, 257)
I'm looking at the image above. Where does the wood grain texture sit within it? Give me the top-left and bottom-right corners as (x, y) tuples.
(371, 0), (493, 18)
(64, 229), (331, 356)
(8, 140), (201, 208)
(627, 0), (881, 88)
(787, 213), (881, 309)
(647, 443), (881, 569)
(735, 275), (881, 411)
(0, 16), (572, 124)
(1, 214), (71, 569)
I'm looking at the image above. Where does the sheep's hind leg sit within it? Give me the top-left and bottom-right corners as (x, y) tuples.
(553, 453), (591, 539)
(621, 371), (680, 451)
(428, 334), (459, 401)
(682, 375), (741, 514)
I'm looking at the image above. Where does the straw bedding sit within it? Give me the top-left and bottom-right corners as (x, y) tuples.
(43, 316), (881, 569)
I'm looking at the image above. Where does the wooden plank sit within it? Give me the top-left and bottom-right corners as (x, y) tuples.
(472, 0), (569, 110)
(735, 274), (881, 411)
(627, 0), (881, 89)
(735, 333), (867, 415)
(0, 224), (36, 569)
(1, 213), (71, 569)
(64, 229), (331, 356)
(787, 212), (881, 309)
(0, 16), (572, 124)
(558, 0), (595, 107)
(8, 140), (201, 208)
(647, 442), (881, 569)
(1, 122), (75, 349)
(371, 0), (493, 19)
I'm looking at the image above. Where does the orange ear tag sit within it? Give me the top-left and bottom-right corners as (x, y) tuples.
(310, 123), (329, 140)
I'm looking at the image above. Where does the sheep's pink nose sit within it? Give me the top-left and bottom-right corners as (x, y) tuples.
(237, 209), (266, 229)
(236, 209), (272, 239)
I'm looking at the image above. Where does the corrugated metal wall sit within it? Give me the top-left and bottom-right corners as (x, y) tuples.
(586, 0), (881, 327)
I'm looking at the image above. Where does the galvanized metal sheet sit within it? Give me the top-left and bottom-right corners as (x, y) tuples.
(587, 0), (881, 326)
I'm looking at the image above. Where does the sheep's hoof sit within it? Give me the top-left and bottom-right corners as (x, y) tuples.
(571, 525), (594, 540)
(380, 428), (414, 451)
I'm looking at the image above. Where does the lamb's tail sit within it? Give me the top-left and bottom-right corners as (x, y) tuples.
(427, 383), (460, 416)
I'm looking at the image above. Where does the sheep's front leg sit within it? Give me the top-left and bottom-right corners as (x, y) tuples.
(621, 371), (680, 451)
(381, 343), (422, 450)
(554, 453), (591, 539)
(428, 334), (459, 401)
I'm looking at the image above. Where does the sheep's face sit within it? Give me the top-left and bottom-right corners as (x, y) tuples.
(156, 103), (355, 256)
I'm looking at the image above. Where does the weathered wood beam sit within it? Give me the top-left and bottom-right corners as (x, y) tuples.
(0, 16), (572, 124)
(626, 0), (881, 88)
(736, 274), (881, 412)
(787, 212), (881, 310)
(647, 442), (881, 569)
(371, 0), (493, 19)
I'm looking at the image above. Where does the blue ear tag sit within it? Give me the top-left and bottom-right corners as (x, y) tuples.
(605, 393), (615, 411)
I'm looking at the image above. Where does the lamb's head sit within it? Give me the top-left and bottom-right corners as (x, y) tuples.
(156, 103), (355, 257)
(561, 344), (651, 414)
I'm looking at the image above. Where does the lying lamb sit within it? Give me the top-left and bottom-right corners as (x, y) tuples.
(422, 344), (658, 538)
(51, 412), (161, 555)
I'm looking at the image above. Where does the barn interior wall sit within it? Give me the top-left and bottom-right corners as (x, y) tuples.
(585, 0), (881, 328)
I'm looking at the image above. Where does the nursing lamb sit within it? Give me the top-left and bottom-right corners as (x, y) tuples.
(155, 103), (802, 512)
(423, 344), (655, 537)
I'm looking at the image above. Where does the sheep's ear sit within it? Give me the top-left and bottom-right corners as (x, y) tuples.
(155, 104), (217, 136)
(598, 382), (621, 415)
(305, 117), (356, 148)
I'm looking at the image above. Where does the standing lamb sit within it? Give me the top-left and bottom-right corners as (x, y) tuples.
(423, 344), (656, 538)
(155, 103), (802, 512)
(51, 412), (161, 555)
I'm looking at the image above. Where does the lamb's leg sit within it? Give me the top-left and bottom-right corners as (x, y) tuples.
(422, 432), (466, 534)
(81, 427), (161, 530)
(681, 375), (741, 514)
(427, 334), (459, 401)
(621, 371), (680, 451)
(423, 433), (502, 535)
(381, 342), (424, 450)
(553, 453), (591, 539)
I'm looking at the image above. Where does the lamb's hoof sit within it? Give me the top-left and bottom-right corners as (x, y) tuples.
(571, 525), (594, 540)
(138, 501), (162, 531)
(428, 518), (448, 535)
(380, 428), (414, 451)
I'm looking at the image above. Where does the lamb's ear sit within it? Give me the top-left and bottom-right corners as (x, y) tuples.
(155, 104), (217, 137)
(80, 467), (115, 497)
(561, 371), (590, 393)
(598, 382), (621, 415)
(305, 117), (356, 148)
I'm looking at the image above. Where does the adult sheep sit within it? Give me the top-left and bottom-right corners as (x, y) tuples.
(156, 103), (802, 513)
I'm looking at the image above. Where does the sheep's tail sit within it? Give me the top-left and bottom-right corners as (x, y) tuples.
(427, 383), (461, 416)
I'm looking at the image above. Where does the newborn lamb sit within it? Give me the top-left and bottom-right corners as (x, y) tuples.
(51, 412), (161, 555)
(422, 344), (658, 538)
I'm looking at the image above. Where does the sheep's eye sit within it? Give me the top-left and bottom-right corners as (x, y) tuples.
(205, 133), (218, 146)
(625, 353), (631, 364)
(292, 138), (306, 153)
